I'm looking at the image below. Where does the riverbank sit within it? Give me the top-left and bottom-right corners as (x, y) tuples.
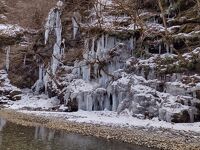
(0, 109), (200, 150)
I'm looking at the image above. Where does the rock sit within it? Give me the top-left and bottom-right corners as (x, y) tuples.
(9, 90), (22, 98)
(195, 90), (200, 99)
(11, 95), (21, 101)
(66, 98), (78, 112)
(171, 110), (191, 123)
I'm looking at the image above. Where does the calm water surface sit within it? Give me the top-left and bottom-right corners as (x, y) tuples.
(0, 118), (155, 150)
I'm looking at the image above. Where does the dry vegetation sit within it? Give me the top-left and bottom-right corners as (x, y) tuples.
(4, 0), (57, 29)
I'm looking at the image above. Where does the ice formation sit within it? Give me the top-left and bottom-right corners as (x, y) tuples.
(32, 0), (65, 94)
(5, 46), (10, 71)
(72, 16), (79, 39)
(65, 34), (133, 111)
(50, 8), (63, 75)
(28, 0), (200, 123)
(32, 64), (45, 94)
(23, 54), (26, 66)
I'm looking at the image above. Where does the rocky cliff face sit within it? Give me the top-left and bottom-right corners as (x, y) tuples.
(0, 0), (56, 87)
(1, 0), (200, 123)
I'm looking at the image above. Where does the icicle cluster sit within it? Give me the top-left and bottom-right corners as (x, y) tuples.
(69, 34), (134, 111)
(32, 1), (65, 94)
(45, 7), (64, 75)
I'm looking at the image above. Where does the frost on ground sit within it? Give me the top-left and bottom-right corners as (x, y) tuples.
(8, 91), (59, 110)
(21, 109), (200, 133)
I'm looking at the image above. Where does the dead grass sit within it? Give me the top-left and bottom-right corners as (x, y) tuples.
(4, 0), (57, 29)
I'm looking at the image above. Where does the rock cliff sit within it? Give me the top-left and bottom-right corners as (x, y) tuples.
(1, 0), (200, 123)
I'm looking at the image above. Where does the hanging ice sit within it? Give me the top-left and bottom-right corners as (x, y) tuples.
(43, 67), (50, 95)
(44, 7), (64, 75)
(44, 9), (57, 45)
(72, 16), (79, 39)
(32, 64), (45, 94)
(60, 39), (65, 56)
(5, 46), (10, 72)
(23, 54), (27, 66)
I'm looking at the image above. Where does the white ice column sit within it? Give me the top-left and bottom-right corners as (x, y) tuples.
(112, 92), (118, 111)
(52, 9), (63, 75)
(5, 46), (10, 71)
(72, 16), (79, 39)
(44, 8), (57, 44)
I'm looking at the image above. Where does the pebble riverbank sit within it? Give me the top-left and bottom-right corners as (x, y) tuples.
(0, 109), (200, 150)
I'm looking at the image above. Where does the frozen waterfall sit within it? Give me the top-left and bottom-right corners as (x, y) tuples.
(71, 34), (134, 111)
(44, 7), (64, 75)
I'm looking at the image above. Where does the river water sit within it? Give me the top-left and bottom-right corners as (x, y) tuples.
(0, 118), (155, 150)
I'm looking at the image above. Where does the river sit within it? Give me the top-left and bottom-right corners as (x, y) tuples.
(0, 118), (156, 150)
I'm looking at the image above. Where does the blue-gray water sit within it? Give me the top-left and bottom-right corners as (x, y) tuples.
(0, 118), (155, 150)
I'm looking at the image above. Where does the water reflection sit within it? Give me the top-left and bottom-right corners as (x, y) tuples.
(0, 118), (6, 149)
(35, 126), (55, 141)
(0, 118), (6, 131)
(0, 119), (155, 150)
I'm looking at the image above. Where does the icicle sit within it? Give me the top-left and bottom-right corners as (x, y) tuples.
(102, 34), (105, 49)
(72, 16), (79, 39)
(23, 54), (27, 66)
(44, 8), (57, 44)
(96, 38), (101, 58)
(5, 46), (10, 72)
(101, 34), (106, 57)
(166, 44), (169, 54)
(112, 92), (118, 111)
(44, 67), (50, 95)
(133, 37), (136, 51)
(32, 64), (45, 94)
(39, 64), (44, 81)
(50, 9), (63, 75)
(83, 39), (89, 60)
(60, 38), (65, 56)
(82, 64), (90, 81)
(170, 44), (173, 54)
(91, 37), (95, 58)
(55, 10), (62, 44)
(105, 34), (108, 49)
(104, 94), (111, 110)
(52, 44), (60, 75)
(188, 108), (194, 123)
(107, 36), (116, 49)
(86, 94), (93, 111)
(129, 36), (134, 50)
(84, 38), (89, 51)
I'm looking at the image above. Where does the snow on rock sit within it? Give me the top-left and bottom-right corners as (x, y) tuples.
(8, 90), (59, 110)
(0, 70), (22, 102)
(40, 3), (200, 122)
(0, 24), (23, 37)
